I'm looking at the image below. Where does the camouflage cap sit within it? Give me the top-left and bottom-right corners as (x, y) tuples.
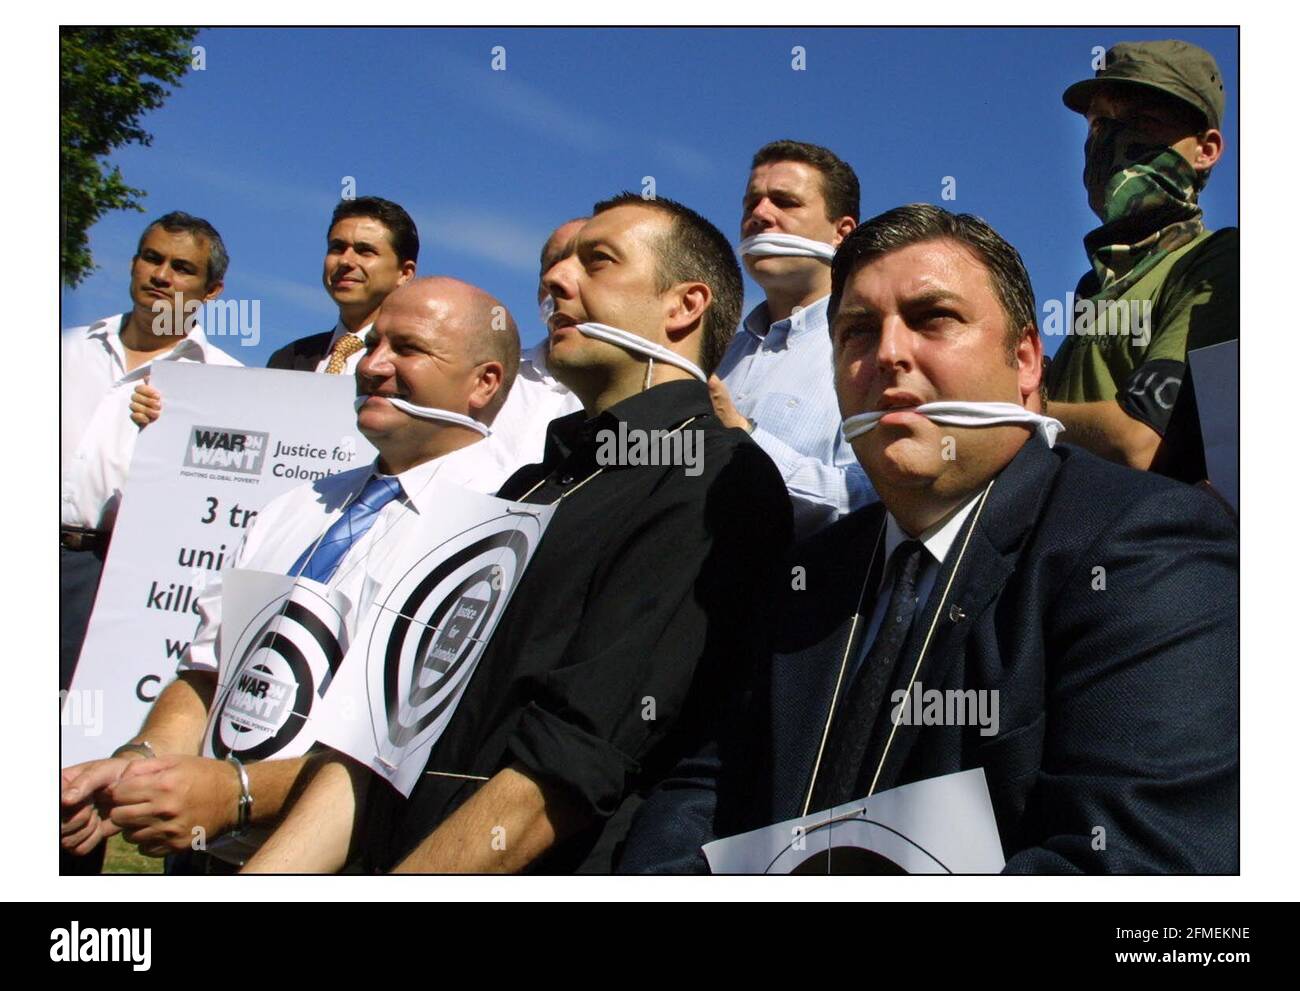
(1062, 40), (1225, 131)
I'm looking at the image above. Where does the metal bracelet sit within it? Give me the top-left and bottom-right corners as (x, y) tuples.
(225, 755), (253, 834)
(110, 740), (156, 761)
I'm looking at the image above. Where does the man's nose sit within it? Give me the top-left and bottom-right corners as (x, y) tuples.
(542, 259), (577, 300)
(743, 200), (777, 236)
(875, 316), (914, 373)
(356, 340), (390, 379)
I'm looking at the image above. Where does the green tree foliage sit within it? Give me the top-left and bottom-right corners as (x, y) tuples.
(60, 27), (198, 286)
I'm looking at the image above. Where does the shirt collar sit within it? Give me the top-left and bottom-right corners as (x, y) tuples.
(85, 314), (126, 341)
(541, 379), (714, 465)
(374, 439), (496, 515)
(883, 490), (983, 572)
(519, 340), (566, 390)
(741, 293), (830, 347)
(90, 312), (215, 377)
(328, 319), (373, 351)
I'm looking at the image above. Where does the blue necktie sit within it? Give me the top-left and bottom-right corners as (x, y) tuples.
(289, 474), (403, 584)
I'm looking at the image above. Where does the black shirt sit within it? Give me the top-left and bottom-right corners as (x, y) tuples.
(363, 378), (793, 872)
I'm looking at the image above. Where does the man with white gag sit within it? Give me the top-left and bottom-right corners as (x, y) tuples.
(59, 277), (520, 871)
(621, 205), (1237, 874)
(709, 139), (875, 536)
(243, 193), (793, 874)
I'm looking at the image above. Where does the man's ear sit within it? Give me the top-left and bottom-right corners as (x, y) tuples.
(202, 280), (225, 302)
(664, 281), (711, 342)
(832, 215), (856, 248)
(1015, 323), (1044, 407)
(398, 260), (417, 286)
(468, 360), (505, 413)
(1194, 128), (1224, 173)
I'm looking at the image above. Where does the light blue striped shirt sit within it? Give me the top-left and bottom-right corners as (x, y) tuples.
(717, 294), (876, 536)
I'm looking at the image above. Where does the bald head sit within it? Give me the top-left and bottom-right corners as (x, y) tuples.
(538, 218), (588, 304)
(357, 276), (520, 474)
(378, 276), (520, 420)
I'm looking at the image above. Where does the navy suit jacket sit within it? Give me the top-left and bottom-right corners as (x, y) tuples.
(619, 437), (1239, 874)
(266, 330), (333, 371)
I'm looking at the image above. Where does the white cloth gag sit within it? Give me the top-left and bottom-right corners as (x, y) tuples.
(737, 232), (836, 263)
(575, 322), (707, 383)
(842, 401), (1065, 447)
(353, 396), (491, 436)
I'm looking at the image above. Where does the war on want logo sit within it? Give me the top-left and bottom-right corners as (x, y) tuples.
(183, 426), (271, 475)
(50, 922), (151, 971)
(207, 582), (347, 762)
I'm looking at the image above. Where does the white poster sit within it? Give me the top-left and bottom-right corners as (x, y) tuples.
(202, 571), (351, 762)
(63, 362), (375, 765)
(1188, 339), (1239, 512)
(312, 480), (555, 796)
(703, 768), (1005, 874)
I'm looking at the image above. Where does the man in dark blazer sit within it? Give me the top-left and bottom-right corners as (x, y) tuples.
(266, 196), (419, 373)
(619, 203), (1238, 874)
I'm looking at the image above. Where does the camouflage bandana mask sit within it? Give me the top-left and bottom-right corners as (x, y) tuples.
(1082, 118), (1204, 298)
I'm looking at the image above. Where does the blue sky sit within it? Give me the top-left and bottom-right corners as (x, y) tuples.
(60, 26), (1238, 364)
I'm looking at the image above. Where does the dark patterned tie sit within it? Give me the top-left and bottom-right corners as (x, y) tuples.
(810, 538), (927, 812)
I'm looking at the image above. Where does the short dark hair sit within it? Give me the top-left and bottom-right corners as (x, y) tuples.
(137, 211), (228, 289)
(328, 196), (419, 265)
(591, 193), (742, 376)
(829, 203), (1037, 364)
(751, 139), (860, 223)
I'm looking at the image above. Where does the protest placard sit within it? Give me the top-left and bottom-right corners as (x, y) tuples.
(62, 362), (375, 765)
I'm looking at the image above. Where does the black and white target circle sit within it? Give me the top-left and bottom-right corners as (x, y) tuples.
(208, 586), (346, 761)
(368, 512), (544, 752)
(767, 817), (952, 874)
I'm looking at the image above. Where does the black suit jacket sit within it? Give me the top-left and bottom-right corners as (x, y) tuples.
(266, 330), (333, 371)
(619, 437), (1239, 874)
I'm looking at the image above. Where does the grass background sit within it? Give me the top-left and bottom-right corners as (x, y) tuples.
(103, 835), (163, 874)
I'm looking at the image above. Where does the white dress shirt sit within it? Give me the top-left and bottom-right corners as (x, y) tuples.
(484, 340), (583, 477)
(850, 492), (984, 680)
(717, 295), (876, 538)
(61, 313), (243, 530)
(180, 437), (513, 674)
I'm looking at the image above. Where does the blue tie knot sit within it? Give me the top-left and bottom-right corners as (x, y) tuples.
(289, 473), (404, 584)
(357, 474), (402, 510)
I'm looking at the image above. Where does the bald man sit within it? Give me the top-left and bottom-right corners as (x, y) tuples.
(478, 219), (584, 473)
(60, 277), (522, 872)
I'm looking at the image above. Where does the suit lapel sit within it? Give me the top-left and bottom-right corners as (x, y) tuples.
(770, 506), (887, 819)
(864, 438), (1061, 795)
(302, 331), (333, 371)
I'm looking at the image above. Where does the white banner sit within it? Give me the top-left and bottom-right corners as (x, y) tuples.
(703, 768), (1005, 874)
(311, 480), (555, 796)
(63, 362), (375, 765)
